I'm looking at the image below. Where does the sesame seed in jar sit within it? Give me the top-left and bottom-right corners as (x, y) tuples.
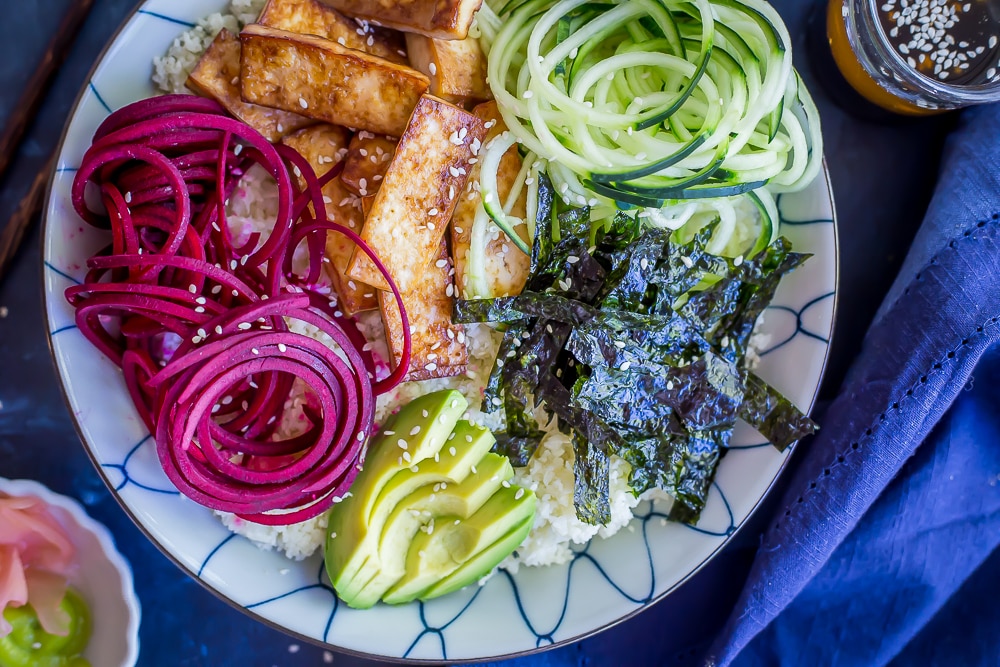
(878, 0), (1000, 83)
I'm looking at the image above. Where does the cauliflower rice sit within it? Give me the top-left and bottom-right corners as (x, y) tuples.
(155, 0), (735, 572)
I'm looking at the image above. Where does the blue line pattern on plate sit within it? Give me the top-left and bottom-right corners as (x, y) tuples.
(404, 592), (483, 659)
(728, 441), (772, 450)
(88, 82), (112, 114)
(760, 291), (837, 356)
(677, 483), (736, 537)
(44, 261), (82, 285)
(137, 9), (197, 27)
(101, 434), (180, 496)
(245, 560), (343, 643)
(197, 534), (237, 577)
(50, 324), (78, 336)
(776, 193), (835, 225)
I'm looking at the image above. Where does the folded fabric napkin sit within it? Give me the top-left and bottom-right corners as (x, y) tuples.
(708, 103), (1000, 666)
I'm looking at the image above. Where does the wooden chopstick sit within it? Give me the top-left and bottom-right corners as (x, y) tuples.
(0, 0), (97, 283)
(0, 0), (96, 183)
(0, 155), (54, 281)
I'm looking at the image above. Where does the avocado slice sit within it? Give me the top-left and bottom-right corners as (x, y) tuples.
(346, 452), (513, 606)
(334, 422), (499, 604)
(339, 440), (511, 607)
(420, 511), (535, 601)
(382, 484), (537, 604)
(326, 390), (468, 593)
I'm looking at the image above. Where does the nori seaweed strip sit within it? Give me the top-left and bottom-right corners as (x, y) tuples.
(573, 430), (611, 525)
(538, 374), (623, 524)
(508, 292), (599, 326)
(711, 239), (811, 362)
(597, 227), (671, 312)
(665, 427), (728, 522)
(457, 182), (818, 525)
(566, 308), (709, 372)
(494, 319), (575, 464)
(574, 354), (743, 437)
(739, 372), (818, 450)
(651, 224), (732, 307)
(531, 172), (556, 273)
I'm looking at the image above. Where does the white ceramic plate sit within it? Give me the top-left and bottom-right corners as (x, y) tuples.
(0, 478), (141, 666)
(42, 1), (838, 661)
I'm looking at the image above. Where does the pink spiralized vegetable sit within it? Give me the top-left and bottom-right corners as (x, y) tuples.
(66, 94), (411, 524)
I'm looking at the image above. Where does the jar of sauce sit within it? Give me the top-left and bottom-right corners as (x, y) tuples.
(828, 0), (1000, 114)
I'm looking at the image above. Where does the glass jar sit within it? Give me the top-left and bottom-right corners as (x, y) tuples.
(827, 0), (1000, 115)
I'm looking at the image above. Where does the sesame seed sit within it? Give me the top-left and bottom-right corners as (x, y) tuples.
(298, 97), (309, 109)
(429, 62), (437, 75)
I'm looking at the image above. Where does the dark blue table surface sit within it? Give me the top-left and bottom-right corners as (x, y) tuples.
(0, 1), (955, 665)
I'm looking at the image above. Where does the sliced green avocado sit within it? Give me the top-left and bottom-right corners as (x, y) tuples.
(420, 509), (535, 601)
(383, 484), (537, 604)
(326, 390), (468, 594)
(340, 434), (508, 607)
(335, 422), (499, 604)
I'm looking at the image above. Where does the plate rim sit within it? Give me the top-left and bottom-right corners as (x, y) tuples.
(39, 1), (841, 661)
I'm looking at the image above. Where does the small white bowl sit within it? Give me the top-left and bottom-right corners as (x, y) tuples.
(0, 478), (140, 666)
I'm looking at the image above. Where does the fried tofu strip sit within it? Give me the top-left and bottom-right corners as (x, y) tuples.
(346, 95), (486, 293)
(451, 101), (530, 299)
(340, 132), (397, 197)
(318, 0), (483, 40)
(405, 34), (491, 105)
(379, 240), (467, 381)
(186, 29), (313, 143)
(281, 125), (378, 315)
(257, 0), (407, 64)
(239, 24), (429, 137)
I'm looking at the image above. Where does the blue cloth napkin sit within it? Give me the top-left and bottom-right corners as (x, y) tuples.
(708, 104), (1000, 666)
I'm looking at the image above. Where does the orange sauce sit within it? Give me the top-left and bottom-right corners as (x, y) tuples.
(826, 0), (945, 116)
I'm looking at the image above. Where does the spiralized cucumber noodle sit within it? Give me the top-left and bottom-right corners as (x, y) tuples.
(474, 0), (823, 258)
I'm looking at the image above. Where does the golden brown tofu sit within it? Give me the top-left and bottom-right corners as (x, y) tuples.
(346, 95), (486, 293)
(340, 133), (397, 196)
(318, 0), (482, 40)
(281, 125), (378, 315)
(450, 101), (530, 299)
(379, 240), (467, 381)
(405, 33), (491, 105)
(257, 0), (407, 64)
(360, 195), (376, 217)
(239, 24), (429, 137)
(186, 29), (313, 143)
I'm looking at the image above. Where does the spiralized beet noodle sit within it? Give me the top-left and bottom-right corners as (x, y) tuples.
(66, 95), (411, 524)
